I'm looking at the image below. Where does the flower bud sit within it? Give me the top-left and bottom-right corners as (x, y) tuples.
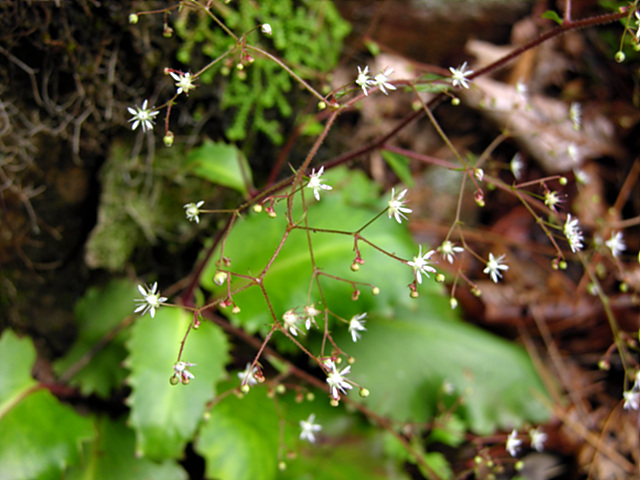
(275, 384), (286, 394)
(163, 131), (174, 147)
(163, 25), (173, 38)
(305, 392), (315, 402)
(559, 176), (568, 186)
(231, 305), (241, 314)
(436, 273), (445, 283)
(317, 101), (326, 110)
(449, 297), (458, 309)
(451, 97), (460, 106)
(371, 286), (380, 296)
(252, 204), (263, 213)
(330, 398), (339, 407)
(615, 51), (626, 63)
(240, 384), (250, 394)
(410, 290), (419, 298)
(128, 13), (139, 24)
(169, 375), (180, 385)
(351, 262), (360, 272)
(359, 387), (370, 398)
(213, 271), (228, 286)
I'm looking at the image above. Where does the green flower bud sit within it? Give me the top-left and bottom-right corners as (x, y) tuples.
(128, 13), (139, 24)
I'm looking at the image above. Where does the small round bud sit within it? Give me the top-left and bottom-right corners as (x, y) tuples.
(347, 356), (355, 365)
(278, 461), (287, 471)
(471, 286), (481, 297)
(474, 455), (482, 465)
(163, 25), (174, 38)
(236, 69), (247, 81)
(221, 66), (231, 76)
(351, 262), (360, 272)
(435, 273), (445, 283)
(410, 290), (419, 298)
(295, 393), (304, 403)
(182, 377), (190, 385)
(240, 384), (250, 394)
(330, 398), (339, 407)
(163, 131), (175, 147)
(615, 51), (626, 63)
(170, 375), (180, 385)
(359, 387), (370, 398)
(236, 63), (244, 71)
(559, 176), (568, 186)
(598, 359), (610, 370)
(231, 305), (241, 314)
(559, 260), (567, 270)
(267, 209), (277, 218)
(371, 286), (380, 296)
(275, 384), (286, 394)
(193, 319), (200, 330)
(128, 13), (139, 24)
(305, 392), (315, 402)
(451, 97), (460, 106)
(317, 101), (326, 110)
(203, 411), (211, 421)
(449, 297), (458, 309)
(514, 460), (524, 471)
(252, 204), (263, 213)
(351, 290), (360, 301)
(335, 357), (342, 365)
(213, 271), (228, 286)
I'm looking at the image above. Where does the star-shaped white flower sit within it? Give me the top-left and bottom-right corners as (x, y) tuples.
(303, 304), (321, 330)
(408, 246), (437, 284)
(282, 309), (303, 336)
(127, 99), (159, 132)
(238, 363), (259, 386)
(544, 191), (563, 212)
(173, 361), (196, 383)
(355, 65), (374, 96)
(307, 166), (332, 201)
(623, 389), (639, 411)
(299, 414), (322, 443)
(348, 313), (367, 342)
(564, 214), (584, 253)
(605, 231), (626, 258)
(529, 427), (547, 452)
(506, 429), (522, 457)
(184, 201), (204, 223)
(326, 364), (352, 400)
(388, 188), (412, 223)
(438, 240), (464, 264)
(169, 71), (197, 96)
(134, 282), (168, 318)
(373, 67), (396, 95)
(483, 253), (509, 283)
(449, 61), (473, 89)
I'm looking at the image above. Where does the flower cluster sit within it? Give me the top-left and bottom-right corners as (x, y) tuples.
(134, 282), (167, 318)
(355, 65), (396, 96)
(564, 214), (584, 253)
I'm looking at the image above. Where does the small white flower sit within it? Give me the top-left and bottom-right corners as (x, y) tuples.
(605, 231), (626, 258)
(173, 361), (196, 383)
(544, 191), (563, 212)
(303, 304), (321, 330)
(348, 313), (367, 342)
(373, 67), (396, 95)
(529, 427), (547, 452)
(623, 389), (639, 411)
(261, 23), (272, 35)
(326, 364), (352, 400)
(387, 188), (412, 224)
(474, 168), (484, 182)
(282, 309), (303, 336)
(238, 363), (259, 386)
(299, 414), (322, 443)
(408, 246), (437, 284)
(569, 102), (582, 131)
(127, 99), (159, 132)
(438, 240), (464, 264)
(134, 282), (168, 318)
(307, 166), (332, 201)
(449, 61), (473, 89)
(169, 71), (196, 96)
(506, 429), (522, 457)
(567, 143), (578, 163)
(184, 201), (204, 223)
(355, 65), (375, 96)
(564, 214), (584, 253)
(516, 80), (528, 101)
(510, 153), (524, 180)
(483, 253), (509, 283)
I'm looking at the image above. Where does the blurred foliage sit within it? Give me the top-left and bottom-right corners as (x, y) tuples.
(174, 0), (350, 143)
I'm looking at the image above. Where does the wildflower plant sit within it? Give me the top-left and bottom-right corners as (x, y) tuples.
(11, 1), (640, 479)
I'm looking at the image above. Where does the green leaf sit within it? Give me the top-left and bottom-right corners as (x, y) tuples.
(0, 330), (94, 480)
(53, 279), (137, 398)
(381, 149), (415, 188)
(344, 311), (549, 434)
(541, 10), (563, 25)
(185, 139), (253, 195)
(65, 416), (187, 480)
(126, 308), (230, 460)
(195, 384), (279, 480)
(414, 73), (450, 93)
